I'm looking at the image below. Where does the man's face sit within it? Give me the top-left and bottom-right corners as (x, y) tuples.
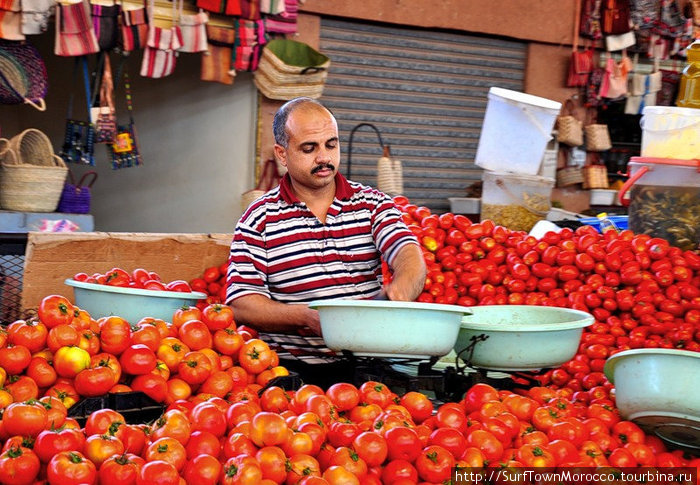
(275, 105), (340, 193)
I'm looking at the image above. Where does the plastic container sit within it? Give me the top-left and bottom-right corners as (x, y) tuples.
(308, 300), (470, 359)
(589, 188), (619, 206)
(604, 349), (700, 451)
(475, 87), (561, 175)
(65, 279), (207, 323)
(640, 106), (700, 159)
(676, 40), (700, 109)
(579, 215), (629, 233)
(448, 197), (480, 215)
(455, 305), (594, 371)
(618, 157), (700, 250)
(480, 170), (555, 232)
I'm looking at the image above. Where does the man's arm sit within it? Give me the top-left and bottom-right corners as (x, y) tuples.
(384, 243), (427, 302)
(230, 294), (322, 335)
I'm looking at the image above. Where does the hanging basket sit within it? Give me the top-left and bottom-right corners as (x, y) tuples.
(0, 154), (69, 212)
(8, 128), (55, 166)
(582, 164), (609, 189)
(556, 166), (584, 187)
(253, 39), (330, 100)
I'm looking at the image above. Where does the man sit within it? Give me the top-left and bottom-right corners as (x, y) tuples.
(226, 97), (426, 377)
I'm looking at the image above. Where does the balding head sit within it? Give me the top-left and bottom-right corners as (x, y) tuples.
(273, 97), (333, 148)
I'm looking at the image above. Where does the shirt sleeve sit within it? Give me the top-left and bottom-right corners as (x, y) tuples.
(225, 220), (271, 304)
(371, 194), (419, 267)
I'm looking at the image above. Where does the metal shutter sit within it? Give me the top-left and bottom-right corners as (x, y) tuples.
(320, 18), (527, 212)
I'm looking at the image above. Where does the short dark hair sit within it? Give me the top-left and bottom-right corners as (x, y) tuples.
(272, 97), (329, 148)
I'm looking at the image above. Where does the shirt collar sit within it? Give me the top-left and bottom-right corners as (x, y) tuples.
(279, 171), (359, 204)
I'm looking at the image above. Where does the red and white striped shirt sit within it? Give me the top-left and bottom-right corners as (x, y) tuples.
(226, 172), (418, 305)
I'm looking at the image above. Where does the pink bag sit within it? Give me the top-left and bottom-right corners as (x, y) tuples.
(54, 0), (99, 57)
(140, 25), (182, 78)
(599, 55), (632, 99)
(0, 0), (24, 41)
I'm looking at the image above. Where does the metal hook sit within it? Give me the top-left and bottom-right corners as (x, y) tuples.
(346, 122), (385, 179)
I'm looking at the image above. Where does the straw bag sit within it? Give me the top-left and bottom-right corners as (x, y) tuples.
(57, 169), (97, 214)
(0, 152), (69, 212)
(253, 38), (330, 100)
(376, 146), (403, 196)
(8, 128), (54, 165)
(582, 163), (609, 189)
(241, 158), (282, 211)
(557, 165), (584, 187)
(556, 99), (584, 146)
(584, 110), (612, 151)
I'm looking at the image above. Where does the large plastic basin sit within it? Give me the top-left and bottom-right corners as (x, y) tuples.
(604, 349), (700, 451)
(65, 279), (206, 323)
(455, 305), (593, 371)
(308, 300), (470, 359)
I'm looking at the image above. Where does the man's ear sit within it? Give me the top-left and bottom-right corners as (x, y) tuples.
(273, 144), (287, 167)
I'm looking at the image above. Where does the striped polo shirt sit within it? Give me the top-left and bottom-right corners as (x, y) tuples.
(226, 172), (419, 362)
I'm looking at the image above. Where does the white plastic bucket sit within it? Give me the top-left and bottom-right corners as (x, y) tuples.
(641, 106), (700, 159)
(475, 87), (562, 176)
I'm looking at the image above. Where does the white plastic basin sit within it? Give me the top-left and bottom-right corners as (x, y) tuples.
(65, 279), (207, 323)
(604, 349), (700, 451)
(455, 305), (593, 371)
(308, 300), (470, 359)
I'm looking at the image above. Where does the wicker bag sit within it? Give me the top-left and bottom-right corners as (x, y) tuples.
(376, 146), (403, 196)
(0, 153), (69, 212)
(584, 123), (612, 151)
(557, 166), (584, 187)
(8, 128), (54, 165)
(253, 38), (330, 100)
(556, 99), (584, 146)
(582, 163), (609, 189)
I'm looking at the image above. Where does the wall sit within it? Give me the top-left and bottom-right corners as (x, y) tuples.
(0, 32), (257, 233)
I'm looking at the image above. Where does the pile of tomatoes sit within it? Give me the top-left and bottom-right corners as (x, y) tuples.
(0, 296), (289, 412)
(2, 377), (699, 484)
(394, 199), (699, 395)
(72, 268), (196, 294)
(188, 263), (230, 310)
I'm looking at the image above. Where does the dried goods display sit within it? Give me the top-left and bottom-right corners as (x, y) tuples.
(629, 185), (700, 251)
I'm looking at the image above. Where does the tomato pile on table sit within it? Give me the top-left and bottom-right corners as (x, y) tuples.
(0, 198), (698, 484)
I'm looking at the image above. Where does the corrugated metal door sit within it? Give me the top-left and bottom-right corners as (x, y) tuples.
(320, 18), (527, 212)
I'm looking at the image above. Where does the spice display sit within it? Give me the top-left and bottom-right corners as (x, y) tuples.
(629, 185), (700, 250)
(481, 191), (550, 232)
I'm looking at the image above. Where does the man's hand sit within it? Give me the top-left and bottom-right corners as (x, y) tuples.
(230, 294), (322, 335)
(385, 243), (427, 302)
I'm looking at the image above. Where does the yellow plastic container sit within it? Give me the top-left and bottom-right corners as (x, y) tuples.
(676, 40), (700, 109)
(640, 106), (700, 159)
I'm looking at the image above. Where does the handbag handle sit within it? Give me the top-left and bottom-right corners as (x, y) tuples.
(572, 0), (582, 52)
(77, 171), (99, 188)
(300, 66), (326, 75)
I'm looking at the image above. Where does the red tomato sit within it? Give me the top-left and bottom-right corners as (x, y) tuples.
(0, 446), (40, 485)
(37, 295), (75, 329)
(47, 451), (97, 485)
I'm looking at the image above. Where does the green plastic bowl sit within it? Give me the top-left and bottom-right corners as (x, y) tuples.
(455, 305), (594, 371)
(65, 279), (207, 323)
(309, 299), (470, 359)
(604, 348), (700, 451)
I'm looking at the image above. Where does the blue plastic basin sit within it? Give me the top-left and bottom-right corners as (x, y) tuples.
(309, 299), (470, 359)
(455, 305), (594, 371)
(64, 279), (207, 323)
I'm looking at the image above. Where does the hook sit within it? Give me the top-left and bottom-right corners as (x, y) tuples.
(347, 123), (385, 179)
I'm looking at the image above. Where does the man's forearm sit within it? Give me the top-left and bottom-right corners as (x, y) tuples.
(386, 243), (427, 302)
(230, 294), (321, 334)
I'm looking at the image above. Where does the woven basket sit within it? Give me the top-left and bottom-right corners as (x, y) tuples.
(9, 128), (55, 166)
(584, 124), (612, 151)
(253, 39), (330, 100)
(582, 164), (609, 189)
(0, 138), (17, 164)
(240, 189), (266, 211)
(556, 116), (583, 146)
(0, 155), (69, 212)
(556, 166), (584, 187)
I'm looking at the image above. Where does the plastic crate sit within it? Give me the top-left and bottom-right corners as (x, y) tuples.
(579, 215), (629, 233)
(67, 391), (164, 426)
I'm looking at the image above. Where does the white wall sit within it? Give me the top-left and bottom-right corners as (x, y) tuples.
(0, 32), (256, 233)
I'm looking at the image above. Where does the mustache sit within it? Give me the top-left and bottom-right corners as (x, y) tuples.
(311, 163), (336, 174)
